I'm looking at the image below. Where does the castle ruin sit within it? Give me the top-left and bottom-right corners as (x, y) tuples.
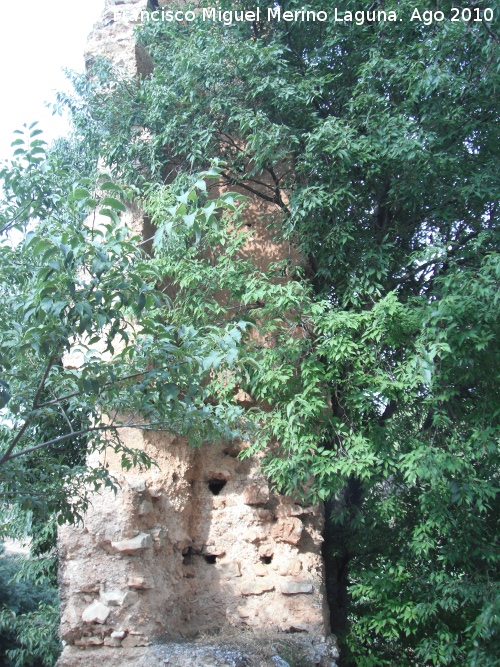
(57, 3), (337, 665)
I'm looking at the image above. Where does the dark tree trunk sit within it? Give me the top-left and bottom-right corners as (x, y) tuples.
(322, 477), (364, 667)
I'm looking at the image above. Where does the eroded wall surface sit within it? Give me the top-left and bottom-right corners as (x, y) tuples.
(58, 1), (332, 661)
(59, 433), (329, 649)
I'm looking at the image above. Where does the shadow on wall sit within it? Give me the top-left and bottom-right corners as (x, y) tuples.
(58, 433), (329, 648)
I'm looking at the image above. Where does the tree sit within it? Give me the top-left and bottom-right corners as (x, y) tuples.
(0, 124), (261, 664)
(2, 0), (497, 663)
(59, 1), (500, 663)
(0, 543), (59, 667)
(0, 122), (277, 667)
(0, 126), (249, 523)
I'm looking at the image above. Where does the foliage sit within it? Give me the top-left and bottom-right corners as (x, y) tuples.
(0, 545), (59, 667)
(6, 0), (500, 664)
(0, 127), (250, 523)
(0, 602), (60, 667)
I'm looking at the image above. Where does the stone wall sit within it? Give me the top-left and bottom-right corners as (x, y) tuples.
(57, 2), (335, 664)
(58, 433), (329, 648)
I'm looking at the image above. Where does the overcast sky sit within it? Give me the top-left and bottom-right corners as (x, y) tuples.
(0, 0), (104, 161)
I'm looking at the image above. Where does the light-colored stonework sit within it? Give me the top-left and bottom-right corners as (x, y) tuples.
(59, 433), (330, 646)
(57, 2), (336, 664)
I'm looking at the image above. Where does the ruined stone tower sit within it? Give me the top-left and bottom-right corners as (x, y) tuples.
(57, 2), (337, 665)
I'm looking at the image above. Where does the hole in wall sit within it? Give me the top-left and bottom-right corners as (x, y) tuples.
(223, 448), (238, 458)
(208, 479), (227, 495)
(182, 547), (194, 565)
(260, 555), (273, 565)
(172, 473), (179, 482)
(285, 626), (307, 633)
(204, 555), (217, 564)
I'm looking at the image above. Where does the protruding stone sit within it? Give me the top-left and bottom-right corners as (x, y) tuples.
(202, 543), (226, 557)
(82, 600), (110, 624)
(279, 558), (303, 577)
(121, 634), (149, 648)
(150, 527), (167, 547)
(127, 478), (147, 494)
(243, 528), (266, 544)
(212, 496), (226, 510)
(138, 499), (154, 516)
(254, 563), (268, 577)
(253, 509), (275, 523)
(280, 581), (314, 595)
(122, 590), (139, 607)
(285, 622), (308, 633)
(100, 588), (125, 606)
(240, 581), (275, 596)
(86, 636), (104, 646)
(117, 529), (139, 540)
(258, 544), (274, 558)
(104, 636), (122, 647)
(110, 532), (153, 555)
(272, 518), (304, 545)
(111, 630), (126, 639)
(74, 637), (93, 647)
(75, 580), (100, 594)
(276, 503), (308, 518)
(173, 529), (192, 552)
(243, 484), (269, 505)
(127, 576), (154, 590)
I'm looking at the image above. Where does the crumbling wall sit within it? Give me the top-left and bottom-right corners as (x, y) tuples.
(59, 432), (329, 649)
(57, 1), (333, 663)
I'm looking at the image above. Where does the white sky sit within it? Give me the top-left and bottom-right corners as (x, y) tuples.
(0, 0), (105, 161)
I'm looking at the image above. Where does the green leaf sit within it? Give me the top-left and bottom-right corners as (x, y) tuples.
(73, 188), (91, 200)
(101, 197), (126, 212)
(100, 181), (122, 192)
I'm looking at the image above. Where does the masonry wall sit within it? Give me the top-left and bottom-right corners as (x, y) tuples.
(57, 0), (332, 660)
(59, 432), (329, 649)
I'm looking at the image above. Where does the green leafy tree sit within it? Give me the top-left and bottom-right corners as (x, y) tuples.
(59, 1), (500, 664)
(0, 126), (250, 524)
(0, 125), (258, 666)
(0, 543), (59, 667)
(2, 0), (497, 664)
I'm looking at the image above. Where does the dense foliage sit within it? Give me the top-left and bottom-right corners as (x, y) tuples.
(0, 129), (249, 522)
(2, 0), (499, 664)
(0, 544), (59, 667)
(59, 1), (500, 663)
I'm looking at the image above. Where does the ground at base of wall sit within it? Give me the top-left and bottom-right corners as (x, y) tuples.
(57, 635), (339, 667)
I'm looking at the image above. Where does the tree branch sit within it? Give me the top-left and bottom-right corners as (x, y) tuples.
(0, 199), (35, 236)
(36, 370), (151, 409)
(0, 354), (58, 466)
(0, 419), (178, 466)
(394, 229), (482, 288)
(51, 390), (75, 433)
(2, 426), (116, 463)
(220, 171), (283, 207)
(0, 419), (32, 467)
